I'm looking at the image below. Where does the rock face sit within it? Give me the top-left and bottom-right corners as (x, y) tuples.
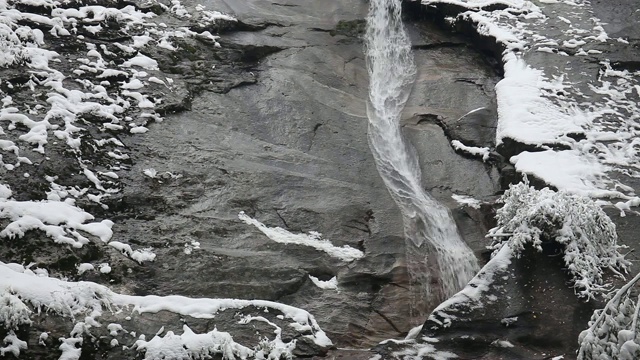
(14, 0), (638, 358)
(107, 0), (501, 349)
(375, 246), (599, 360)
(0, 0), (503, 357)
(377, 1), (640, 359)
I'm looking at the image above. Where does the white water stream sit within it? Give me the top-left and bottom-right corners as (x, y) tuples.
(364, 0), (479, 305)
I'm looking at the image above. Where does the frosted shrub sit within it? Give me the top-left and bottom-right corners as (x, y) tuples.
(578, 272), (640, 360)
(488, 181), (629, 299)
(0, 294), (32, 330)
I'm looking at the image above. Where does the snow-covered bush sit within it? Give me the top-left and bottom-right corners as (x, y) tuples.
(578, 272), (640, 360)
(488, 181), (629, 299)
(0, 294), (32, 330)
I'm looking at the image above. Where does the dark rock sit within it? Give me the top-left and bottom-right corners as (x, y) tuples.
(0, 0), (510, 356)
(448, 107), (498, 148)
(377, 246), (599, 359)
(331, 19), (366, 38)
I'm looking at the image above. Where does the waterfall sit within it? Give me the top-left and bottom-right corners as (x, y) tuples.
(364, 0), (479, 306)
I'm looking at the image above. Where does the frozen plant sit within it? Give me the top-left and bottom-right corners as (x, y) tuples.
(488, 180), (629, 299)
(0, 294), (32, 330)
(578, 272), (640, 360)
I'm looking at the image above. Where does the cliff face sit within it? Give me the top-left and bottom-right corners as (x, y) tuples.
(0, 0), (501, 357)
(1, 0), (637, 358)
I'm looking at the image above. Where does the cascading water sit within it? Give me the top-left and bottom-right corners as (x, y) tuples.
(364, 0), (480, 309)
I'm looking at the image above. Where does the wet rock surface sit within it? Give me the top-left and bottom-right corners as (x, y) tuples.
(377, 247), (600, 360)
(105, 0), (501, 349)
(0, 0), (503, 356)
(7, 0), (638, 358)
(382, 1), (640, 359)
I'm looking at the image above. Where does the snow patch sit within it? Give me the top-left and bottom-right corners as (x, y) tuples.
(309, 275), (338, 290)
(238, 212), (364, 262)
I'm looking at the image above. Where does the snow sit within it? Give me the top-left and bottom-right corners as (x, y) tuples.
(0, 199), (113, 247)
(107, 323), (124, 336)
(451, 194), (482, 209)
(58, 337), (82, 360)
(122, 54), (159, 71)
(76, 263), (94, 275)
(428, 244), (513, 327)
(423, 0), (640, 208)
(387, 336), (458, 360)
(0, 0), (248, 283)
(183, 240), (200, 255)
(492, 339), (515, 348)
(135, 325), (254, 360)
(578, 271), (640, 359)
(238, 211), (364, 262)
(422, 0), (538, 10)
(143, 168), (158, 178)
(108, 241), (156, 263)
(489, 181), (628, 299)
(510, 150), (607, 196)
(0, 294), (32, 330)
(99, 263), (112, 274)
(0, 260), (333, 356)
(496, 54), (588, 146)
(0, 332), (28, 357)
(38, 332), (48, 345)
(309, 275), (338, 290)
(451, 140), (490, 161)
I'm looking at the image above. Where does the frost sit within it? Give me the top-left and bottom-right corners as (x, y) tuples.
(488, 181), (629, 299)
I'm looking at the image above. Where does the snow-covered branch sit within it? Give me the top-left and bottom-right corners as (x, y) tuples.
(488, 181), (629, 299)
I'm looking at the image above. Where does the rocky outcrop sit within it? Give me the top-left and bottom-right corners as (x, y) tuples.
(375, 246), (599, 360)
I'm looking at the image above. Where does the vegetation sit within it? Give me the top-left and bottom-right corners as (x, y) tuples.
(488, 181), (629, 299)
